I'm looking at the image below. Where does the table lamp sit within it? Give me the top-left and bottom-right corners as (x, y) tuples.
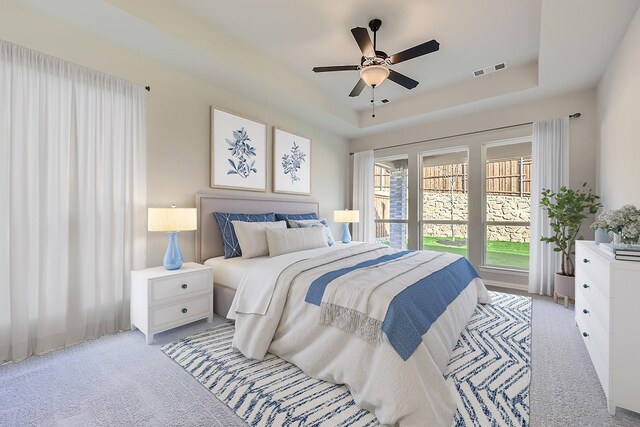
(334, 210), (360, 244)
(148, 205), (197, 270)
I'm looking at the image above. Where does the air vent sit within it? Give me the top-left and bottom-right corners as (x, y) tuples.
(473, 62), (508, 78)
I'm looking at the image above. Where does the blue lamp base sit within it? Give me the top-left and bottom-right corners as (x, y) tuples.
(341, 223), (352, 244)
(163, 232), (183, 270)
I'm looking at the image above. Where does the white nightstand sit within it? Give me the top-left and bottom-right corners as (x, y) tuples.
(130, 262), (213, 344)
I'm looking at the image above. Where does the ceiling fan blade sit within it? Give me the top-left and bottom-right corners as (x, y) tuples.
(351, 27), (374, 57)
(389, 39), (440, 64)
(349, 78), (366, 97)
(312, 65), (360, 73)
(388, 70), (419, 90)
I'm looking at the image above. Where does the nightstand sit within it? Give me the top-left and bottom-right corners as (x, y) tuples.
(130, 262), (213, 344)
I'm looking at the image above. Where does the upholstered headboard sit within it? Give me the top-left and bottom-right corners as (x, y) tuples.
(195, 193), (319, 263)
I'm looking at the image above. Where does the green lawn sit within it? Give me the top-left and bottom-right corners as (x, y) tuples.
(423, 237), (530, 269)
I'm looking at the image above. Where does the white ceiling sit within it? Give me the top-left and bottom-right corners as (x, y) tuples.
(16, 0), (640, 138)
(179, 0), (541, 109)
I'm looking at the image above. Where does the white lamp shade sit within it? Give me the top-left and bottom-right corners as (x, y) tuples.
(360, 65), (390, 87)
(148, 208), (197, 232)
(334, 210), (360, 223)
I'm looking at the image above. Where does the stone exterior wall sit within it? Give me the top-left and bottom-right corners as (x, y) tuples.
(422, 192), (530, 242)
(375, 191), (531, 244)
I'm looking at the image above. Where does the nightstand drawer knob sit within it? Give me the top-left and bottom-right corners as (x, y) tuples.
(583, 309), (589, 314)
(583, 284), (589, 289)
(181, 284), (188, 289)
(583, 258), (590, 263)
(181, 308), (188, 314)
(583, 332), (589, 337)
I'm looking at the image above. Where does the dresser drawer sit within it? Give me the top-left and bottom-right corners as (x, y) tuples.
(149, 271), (211, 304)
(575, 293), (610, 362)
(576, 314), (610, 397)
(575, 272), (610, 331)
(575, 246), (610, 297)
(151, 296), (212, 330)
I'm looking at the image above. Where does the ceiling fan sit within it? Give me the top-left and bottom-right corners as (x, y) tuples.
(312, 19), (440, 97)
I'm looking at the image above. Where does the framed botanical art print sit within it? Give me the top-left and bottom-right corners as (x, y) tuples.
(273, 127), (311, 195)
(211, 107), (267, 191)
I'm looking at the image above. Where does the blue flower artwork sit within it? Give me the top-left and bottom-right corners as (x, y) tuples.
(281, 142), (306, 184)
(226, 127), (257, 178)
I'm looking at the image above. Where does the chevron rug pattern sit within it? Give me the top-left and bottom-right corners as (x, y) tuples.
(161, 291), (531, 426)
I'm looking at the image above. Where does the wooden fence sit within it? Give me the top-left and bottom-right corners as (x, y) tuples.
(420, 157), (531, 196)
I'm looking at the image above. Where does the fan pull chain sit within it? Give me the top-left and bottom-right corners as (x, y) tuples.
(371, 86), (376, 118)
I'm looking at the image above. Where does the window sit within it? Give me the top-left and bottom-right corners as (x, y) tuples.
(420, 148), (469, 257)
(483, 140), (531, 269)
(374, 156), (408, 249)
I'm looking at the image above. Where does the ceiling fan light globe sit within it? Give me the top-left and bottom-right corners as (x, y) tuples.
(360, 65), (390, 87)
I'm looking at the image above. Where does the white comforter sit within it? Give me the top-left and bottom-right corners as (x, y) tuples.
(230, 243), (491, 426)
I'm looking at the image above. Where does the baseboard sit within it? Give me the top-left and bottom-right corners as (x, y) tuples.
(482, 279), (528, 292)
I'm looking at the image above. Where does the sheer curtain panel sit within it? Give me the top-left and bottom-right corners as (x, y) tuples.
(528, 117), (569, 295)
(352, 150), (375, 243)
(0, 41), (147, 363)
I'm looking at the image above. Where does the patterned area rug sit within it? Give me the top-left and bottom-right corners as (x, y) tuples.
(161, 291), (531, 426)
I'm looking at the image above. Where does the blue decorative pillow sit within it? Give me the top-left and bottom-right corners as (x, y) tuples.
(289, 218), (335, 246)
(213, 212), (276, 258)
(275, 212), (318, 228)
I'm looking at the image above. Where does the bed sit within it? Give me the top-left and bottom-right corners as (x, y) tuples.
(196, 193), (320, 315)
(195, 193), (491, 426)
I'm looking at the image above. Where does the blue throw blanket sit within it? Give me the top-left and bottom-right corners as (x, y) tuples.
(305, 253), (480, 361)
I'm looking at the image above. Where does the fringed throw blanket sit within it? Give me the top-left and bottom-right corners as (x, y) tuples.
(305, 248), (487, 360)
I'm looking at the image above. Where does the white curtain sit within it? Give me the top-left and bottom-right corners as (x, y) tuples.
(528, 117), (569, 295)
(0, 41), (147, 363)
(352, 150), (375, 243)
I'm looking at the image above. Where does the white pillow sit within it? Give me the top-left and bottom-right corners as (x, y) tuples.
(266, 227), (328, 257)
(231, 220), (287, 259)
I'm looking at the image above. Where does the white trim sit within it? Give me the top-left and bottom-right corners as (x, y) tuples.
(481, 279), (528, 292)
(479, 265), (528, 276)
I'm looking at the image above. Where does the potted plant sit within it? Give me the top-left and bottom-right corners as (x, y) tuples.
(539, 183), (601, 302)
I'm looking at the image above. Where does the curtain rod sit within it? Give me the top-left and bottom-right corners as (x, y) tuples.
(349, 113), (581, 155)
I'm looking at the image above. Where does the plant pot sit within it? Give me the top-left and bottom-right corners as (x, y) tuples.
(554, 273), (575, 298)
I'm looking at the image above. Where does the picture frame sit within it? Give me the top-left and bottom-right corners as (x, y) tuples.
(273, 127), (311, 195)
(211, 107), (267, 192)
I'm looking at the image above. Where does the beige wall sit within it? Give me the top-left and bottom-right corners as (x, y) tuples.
(598, 6), (640, 209)
(350, 89), (598, 287)
(0, 2), (349, 267)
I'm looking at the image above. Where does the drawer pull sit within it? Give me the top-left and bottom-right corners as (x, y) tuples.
(582, 309), (589, 314)
(582, 332), (589, 337)
(181, 284), (188, 289)
(181, 308), (188, 314)
(583, 284), (589, 289)
(583, 258), (590, 263)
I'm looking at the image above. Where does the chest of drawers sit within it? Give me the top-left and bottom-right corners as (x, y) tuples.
(575, 241), (640, 415)
(130, 262), (214, 344)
